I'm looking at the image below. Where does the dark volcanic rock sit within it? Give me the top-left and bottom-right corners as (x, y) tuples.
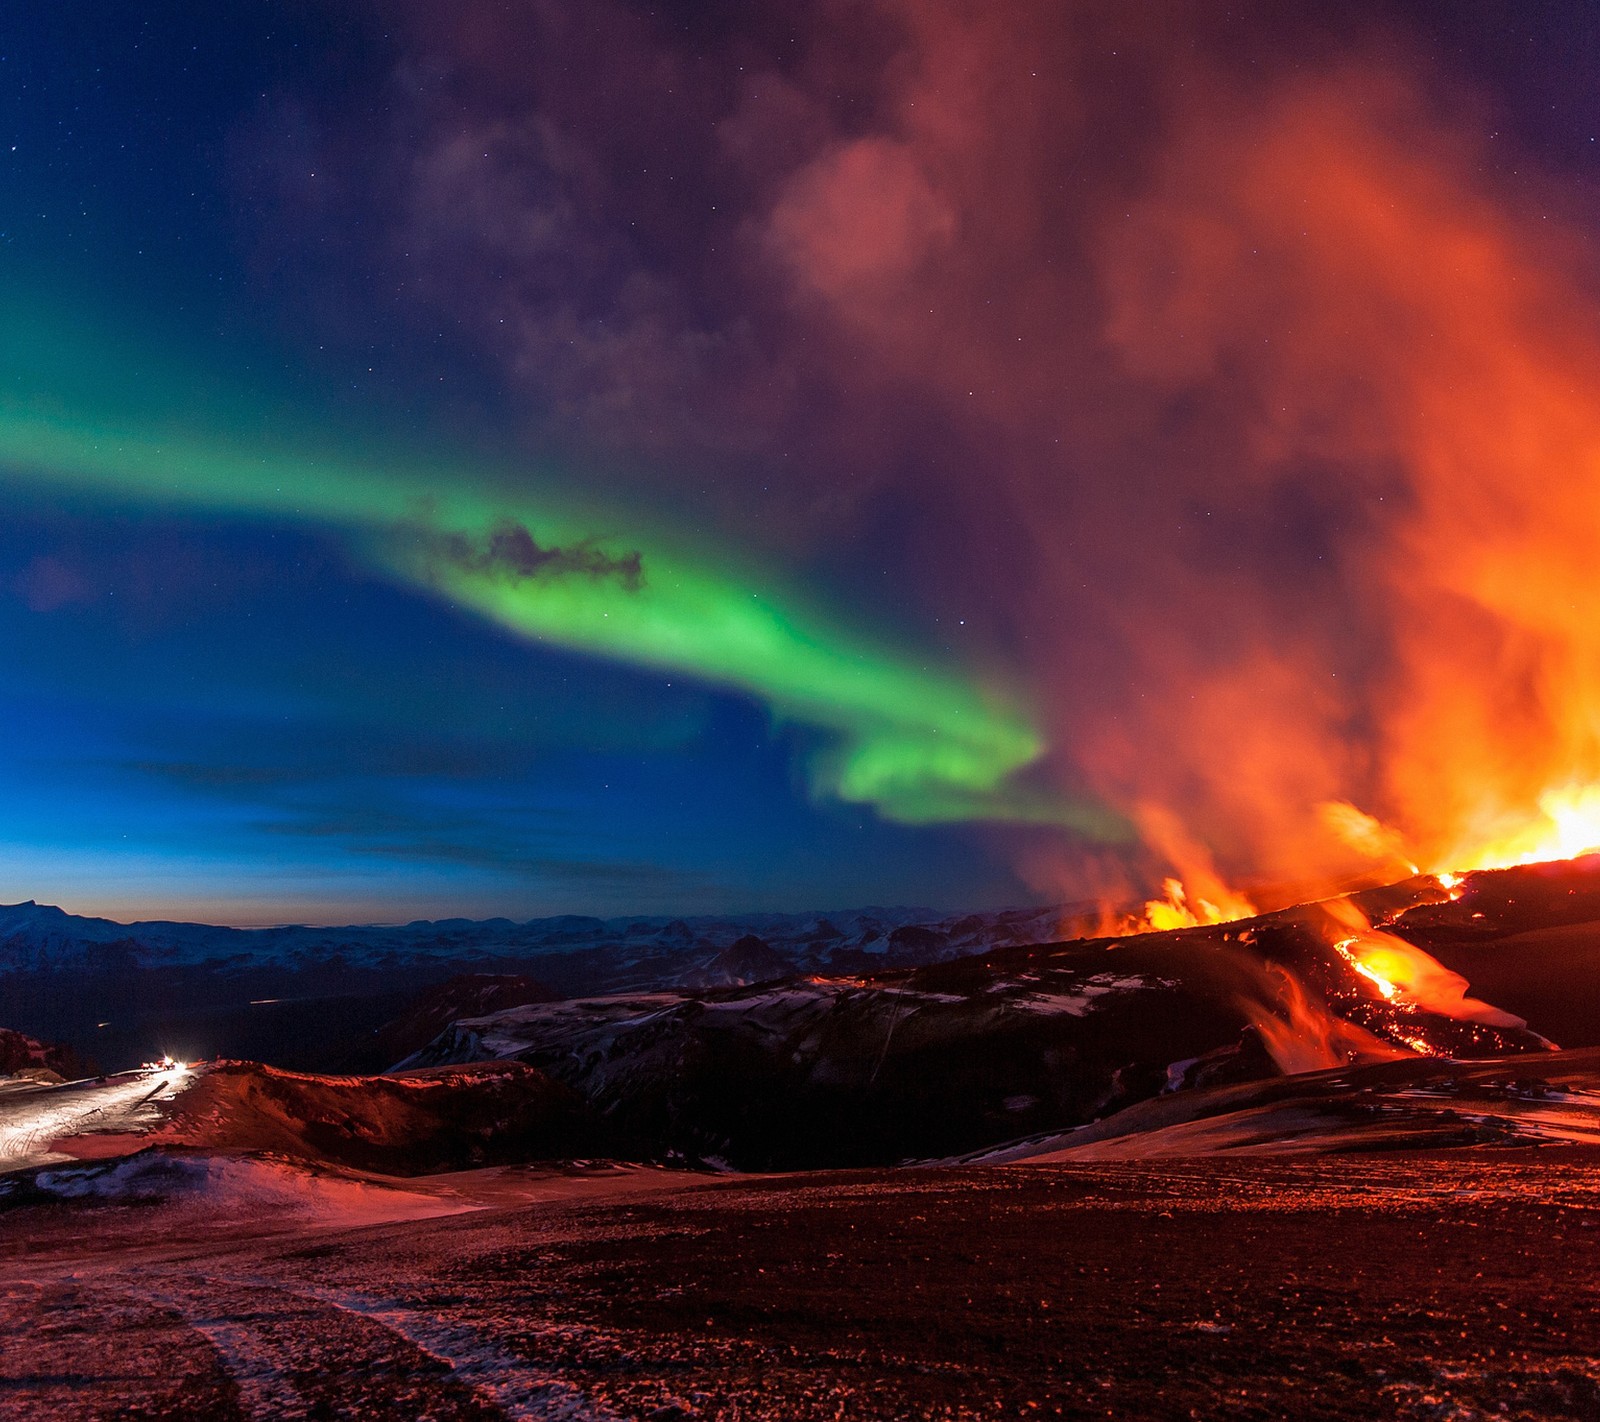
(680, 935), (792, 989)
(0, 1027), (91, 1082)
(363, 973), (559, 1072)
(400, 892), (1553, 1170)
(162, 1059), (598, 1175)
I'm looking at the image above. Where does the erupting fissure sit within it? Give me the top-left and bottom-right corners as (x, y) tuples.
(1450, 784), (1600, 875)
(1131, 877), (1258, 934)
(1323, 787), (1600, 887)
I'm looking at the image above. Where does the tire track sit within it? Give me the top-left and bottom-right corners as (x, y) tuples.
(263, 1280), (624, 1422)
(136, 1287), (309, 1419)
(133, 1279), (507, 1421)
(0, 1279), (247, 1421)
(0, 1070), (190, 1170)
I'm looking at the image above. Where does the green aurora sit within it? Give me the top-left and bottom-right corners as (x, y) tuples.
(0, 325), (1115, 835)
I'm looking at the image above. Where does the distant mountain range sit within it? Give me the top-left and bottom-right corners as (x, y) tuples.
(0, 897), (1083, 1072)
(0, 898), (1079, 976)
(9, 860), (1600, 1175)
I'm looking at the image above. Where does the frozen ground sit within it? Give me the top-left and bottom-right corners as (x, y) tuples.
(5, 1151), (1600, 1419)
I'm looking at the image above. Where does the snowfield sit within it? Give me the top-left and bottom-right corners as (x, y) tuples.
(22, 1151), (475, 1226)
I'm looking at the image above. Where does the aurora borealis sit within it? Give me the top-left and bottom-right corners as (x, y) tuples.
(0, 318), (1087, 917)
(7, 2), (1600, 922)
(0, 377), (1085, 830)
(0, 4), (1108, 920)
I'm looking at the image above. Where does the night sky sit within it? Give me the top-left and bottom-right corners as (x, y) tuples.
(5, 2), (1600, 924)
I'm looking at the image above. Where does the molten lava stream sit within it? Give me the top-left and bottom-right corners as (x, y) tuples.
(1322, 900), (1525, 1031)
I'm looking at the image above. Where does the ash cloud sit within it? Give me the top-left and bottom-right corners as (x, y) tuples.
(242, 1), (1600, 900)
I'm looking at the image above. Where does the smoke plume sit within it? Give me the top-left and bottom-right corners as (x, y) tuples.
(236, 2), (1600, 898)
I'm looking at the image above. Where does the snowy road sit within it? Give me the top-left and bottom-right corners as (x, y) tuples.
(0, 1067), (194, 1172)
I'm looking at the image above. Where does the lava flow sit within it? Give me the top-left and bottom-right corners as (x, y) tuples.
(1323, 898), (1526, 1031)
(1242, 965), (1409, 1076)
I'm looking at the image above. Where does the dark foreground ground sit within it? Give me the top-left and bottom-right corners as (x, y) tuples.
(4, 1151), (1600, 1420)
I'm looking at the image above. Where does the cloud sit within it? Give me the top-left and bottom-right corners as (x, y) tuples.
(425, 520), (644, 590)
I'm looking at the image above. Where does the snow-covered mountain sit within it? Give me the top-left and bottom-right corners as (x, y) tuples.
(0, 898), (1076, 979)
(0, 898), (1086, 1071)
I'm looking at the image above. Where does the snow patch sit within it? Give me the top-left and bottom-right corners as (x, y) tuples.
(1164, 1057), (1201, 1093)
(1009, 973), (1164, 1016)
(25, 1151), (475, 1225)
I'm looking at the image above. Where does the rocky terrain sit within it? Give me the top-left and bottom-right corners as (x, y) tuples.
(6, 1151), (1600, 1420)
(391, 865), (1567, 1168)
(0, 1029), (88, 1086)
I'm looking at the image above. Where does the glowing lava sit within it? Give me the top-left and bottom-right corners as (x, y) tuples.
(1120, 804), (1259, 933)
(1450, 784), (1600, 873)
(1135, 877), (1258, 933)
(1332, 939), (1401, 1002)
(1321, 902), (1525, 1031)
